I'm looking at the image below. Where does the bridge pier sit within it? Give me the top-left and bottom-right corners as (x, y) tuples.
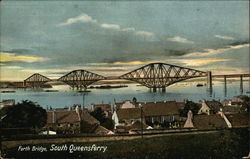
(207, 71), (213, 96)
(224, 75), (227, 97)
(162, 87), (166, 92)
(240, 75), (243, 94)
(153, 87), (157, 92)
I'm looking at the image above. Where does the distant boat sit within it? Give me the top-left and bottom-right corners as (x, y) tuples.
(89, 85), (128, 89)
(1, 90), (16, 93)
(44, 90), (59, 92)
(196, 84), (204, 87)
(78, 90), (91, 93)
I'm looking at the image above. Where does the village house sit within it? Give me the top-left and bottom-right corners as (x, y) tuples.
(192, 114), (228, 129)
(222, 106), (242, 114)
(112, 107), (142, 126)
(112, 101), (185, 129)
(183, 107), (250, 130)
(45, 106), (112, 135)
(142, 101), (183, 128)
(114, 101), (137, 109)
(198, 100), (223, 115)
(184, 109), (230, 129)
(225, 113), (250, 128)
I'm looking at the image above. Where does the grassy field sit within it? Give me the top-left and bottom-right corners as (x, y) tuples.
(2, 128), (249, 159)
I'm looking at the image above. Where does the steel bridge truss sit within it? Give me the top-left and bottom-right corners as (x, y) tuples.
(58, 70), (106, 89)
(119, 63), (207, 88)
(24, 73), (52, 87)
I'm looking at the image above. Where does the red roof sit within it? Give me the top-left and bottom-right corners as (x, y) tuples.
(142, 101), (179, 116)
(47, 110), (80, 124)
(117, 108), (141, 120)
(193, 114), (228, 129)
(47, 109), (99, 125)
(226, 113), (250, 127)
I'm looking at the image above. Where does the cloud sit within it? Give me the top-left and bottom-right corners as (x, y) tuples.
(184, 43), (249, 57)
(1, 65), (23, 69)
(100, 23), (121, 30)
(88, 58), (231, 68)
(215, 35), (234, 40)
(167, 36), (194, 44)
(59, 13), (97, 26)
(59, 13), (154, 39)
(88, 58), (232, 68)
(100, 24), (154, 38)
(0, 52), (50, 63)
(168, 58), (232, 67)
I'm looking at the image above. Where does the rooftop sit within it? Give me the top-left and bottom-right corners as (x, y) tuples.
(47, 109), (99, 125)
(116, 108), (141, 120)
(142, 101), (179, 116)
(205, 101), (223, 112)
(226, 113), (250, 128)
(47, 110), (80, 124)
(193, 114), (228, 129)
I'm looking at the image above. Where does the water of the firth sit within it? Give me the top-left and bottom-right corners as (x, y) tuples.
(0, 80), (249, 109)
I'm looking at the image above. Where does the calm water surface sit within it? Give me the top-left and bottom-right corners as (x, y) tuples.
(1, 80), (249, 109)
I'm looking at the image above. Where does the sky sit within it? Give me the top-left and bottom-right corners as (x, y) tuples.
(0, 1), (249, 81)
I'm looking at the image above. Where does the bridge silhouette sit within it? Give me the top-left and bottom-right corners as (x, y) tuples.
(23, 63), (249, 91)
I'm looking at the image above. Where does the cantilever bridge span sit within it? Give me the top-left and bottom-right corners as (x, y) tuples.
(24, 73), (52, 88)
(58, 69), (106, 89)
(23, 63), (211, 89)
(119, 63), (208, 89)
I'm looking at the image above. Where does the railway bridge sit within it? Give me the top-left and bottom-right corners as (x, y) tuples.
(23, 63), (249, 92)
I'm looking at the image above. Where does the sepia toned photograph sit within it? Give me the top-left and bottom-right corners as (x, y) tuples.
(0, 0), (249, 158)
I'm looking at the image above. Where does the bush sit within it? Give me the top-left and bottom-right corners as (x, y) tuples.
(0, 100), (47, 129)
(180, 100), (199, 117)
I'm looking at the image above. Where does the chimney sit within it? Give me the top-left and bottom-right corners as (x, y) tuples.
(75, 105), (81, 121)
(218, 108), (232, 128)
(184, 110), (194, 128)
(52, 111), (56, 124)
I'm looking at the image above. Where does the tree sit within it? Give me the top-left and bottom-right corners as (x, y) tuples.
(90, 108), (106, 123)
(0, 100), (47, 128)
(90, 108), (114, 130)
(132, 97), (137, 104)
(180, 100), (200, 117)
